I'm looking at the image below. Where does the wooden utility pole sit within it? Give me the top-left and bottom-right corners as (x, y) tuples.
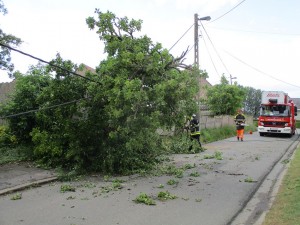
(194, 14), (211, 69)
(194, 13), (199, 69)
(194, 14), (211, 125)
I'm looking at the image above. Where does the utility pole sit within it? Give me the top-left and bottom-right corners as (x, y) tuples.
(194, 14), (211, 126)
(194, 14), (199, 68)
(194, 14), (211, 69)
(230, 74), (237, 85)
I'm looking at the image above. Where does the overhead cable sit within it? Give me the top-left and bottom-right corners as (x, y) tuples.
(210, 0), (247, 23)
(199, 30), (220, 77)
(207, 27), (300, 36)
(223, 50), (300, 89)
(169, 23), (194, 51)
(200, 21), (231, 75)
(0, 42), (101, 85)
(0, 97), (90, 119)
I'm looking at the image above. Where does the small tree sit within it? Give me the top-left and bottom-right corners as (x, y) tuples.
(241, 86), (261, 117)
(0, 64), (52, 143)
(205, 75), (245, 115)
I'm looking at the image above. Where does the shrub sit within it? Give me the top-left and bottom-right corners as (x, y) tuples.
(0, 126), (17, 147)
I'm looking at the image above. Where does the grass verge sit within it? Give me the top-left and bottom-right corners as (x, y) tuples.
(261, 146), (300, 225)
(0, 146), (29, 165)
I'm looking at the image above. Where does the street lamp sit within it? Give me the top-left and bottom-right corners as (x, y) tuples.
(230, 74), (237, 85)
(194, 14), (211, 68)
(199, 16), (211, 21)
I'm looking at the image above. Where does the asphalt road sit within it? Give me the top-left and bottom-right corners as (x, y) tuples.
(0, 131), (299, 225)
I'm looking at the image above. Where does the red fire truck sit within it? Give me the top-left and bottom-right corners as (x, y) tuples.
(258, 91), (297, 137)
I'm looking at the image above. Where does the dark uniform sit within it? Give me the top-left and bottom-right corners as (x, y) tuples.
(234, 111), (246, 141)
(189, 114), (202, 149)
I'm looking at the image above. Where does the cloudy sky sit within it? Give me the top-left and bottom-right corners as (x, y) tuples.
(1, 0), (300, 97)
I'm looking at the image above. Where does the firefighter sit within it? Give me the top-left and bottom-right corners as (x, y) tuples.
(234, 109), (246, 141)
(189, 114), (202, 149)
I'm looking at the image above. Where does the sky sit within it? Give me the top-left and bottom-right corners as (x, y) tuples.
(1, 0), (300, 97)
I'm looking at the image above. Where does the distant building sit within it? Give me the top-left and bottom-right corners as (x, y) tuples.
(291, 98), (300, 120)
(76, 64), (96, 77)
(0, 80), (16, 124)
(198, 77), (212, 111)
(0, 80), (16, 104)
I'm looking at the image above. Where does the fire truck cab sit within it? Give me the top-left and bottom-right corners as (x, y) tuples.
(258, 91), (297, 137)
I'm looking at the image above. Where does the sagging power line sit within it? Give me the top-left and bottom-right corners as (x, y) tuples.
(210, 0), (247, 23)
(169, 23), (194, 52)
(200, 21), (231, 75)
(0, 42), (101, 85)
(223, 49), (300, 89)
(0, 97), (90, 120)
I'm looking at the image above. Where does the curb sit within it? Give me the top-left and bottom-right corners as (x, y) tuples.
(253, 142), (300, 225)
(229, 137), (300, 225)
(0, 176), (58, 196)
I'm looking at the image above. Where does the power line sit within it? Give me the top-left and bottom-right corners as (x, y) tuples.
(0, 42), (101, 85)
(207, 26), (300, 36)
(223, 49), (300, 89)
(210, 0), (247, 23)
(200, 21), (231, 75)
(169, 23), (194, 51)
(0, 97), (90, 119)
(200, 30), (220, 77)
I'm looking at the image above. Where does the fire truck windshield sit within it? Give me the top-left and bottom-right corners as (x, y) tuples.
(260, 105), (289, 117)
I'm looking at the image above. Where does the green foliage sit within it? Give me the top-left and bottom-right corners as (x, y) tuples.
(203, 154), (215, 159)
(1, 11), (202, 175)
(240, 86), (262, 116)
(0, 125), (17, 147)
(165, 134), (190, 153)
(261, 146), (300, 225)
(157, 191), (177, 201)
(165, 133), (204, 154)
(0, 65), (52, 144)
(204, 75), (245, 115)
(183, 163), (196, 170)
(296, 120), (300, 128)
(0, 145), (29, 165)
(133, 193), (156, 205)
(159, 164), (182, 177)
(190, 171), (200, 177)
(244, 177), (255, 183)
(0, 0), (7, 14)
(101, 180), (124, 193)
(0, 126), (31, 164)
(10, 193), (22, 200)
(195, 198), (202, 202)
(57, 169), (82, 182)
(60, 184), (76, 193)
(214, 151), (223, 160)
(167, 179), (179, 185)
(0, 0), (22, 77)
(203, 151), (223, 160)
(201, 126), (236, 143)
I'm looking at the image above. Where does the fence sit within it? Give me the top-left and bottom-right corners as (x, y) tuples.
(200, 110), (253, 129)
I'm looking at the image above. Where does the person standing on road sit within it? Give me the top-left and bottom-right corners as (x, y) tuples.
(234, 109), (246, 141)
(189, 114), (202, 149)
